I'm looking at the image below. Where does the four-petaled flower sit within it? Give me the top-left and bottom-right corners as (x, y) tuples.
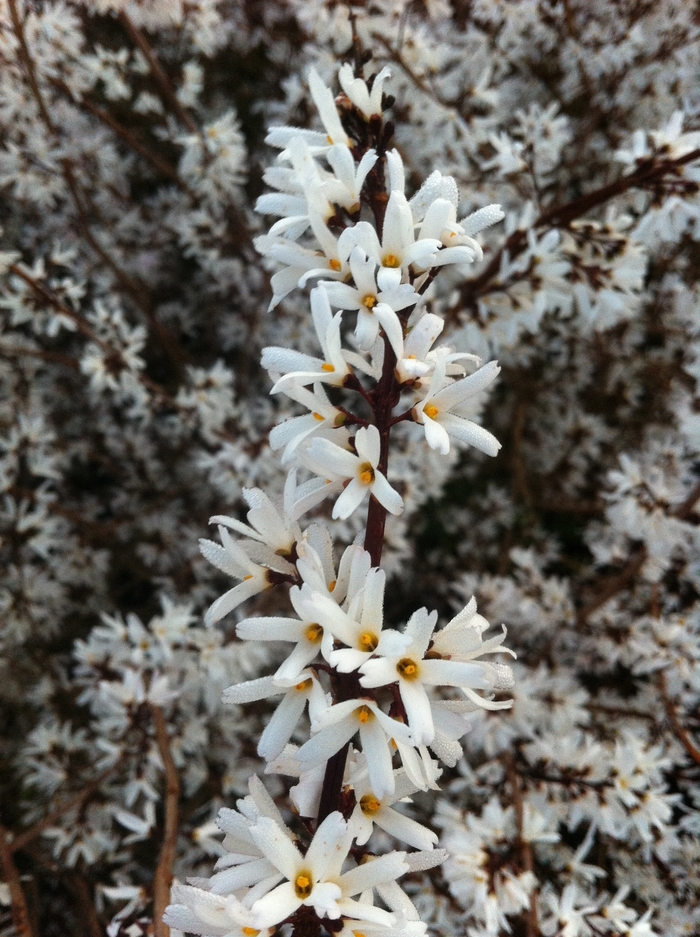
(305, 424), (403, 520)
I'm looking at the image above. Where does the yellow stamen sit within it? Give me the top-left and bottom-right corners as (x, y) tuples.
(329, 258), (342, 271)
(326, 135), (333, 145)
(294, 872), (314, 899)
(397, 657), (420, 680)
(295, 678), (313, 691)
(242, 928), (260, 936)
(360, 794), (382, 816)
(312, 412), (325, 421)
(328, 579), (337, 592)
(358, 631), (379, 652)
(305, 624), (323, 644)
(362, 294), (377, 309)
(243, 574), (254, 581)
(321, 363), (335, 372)
(357, 705), (373, 724)
(424, 404), (439, 419)
(358, 462), (375, 485)
(383, 254), (401, 268)
(353, 932), (368, 937)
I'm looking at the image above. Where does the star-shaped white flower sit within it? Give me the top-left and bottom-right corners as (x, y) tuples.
(304, 424), (404, 520)
(412, 353), (502, 456)
(249, 812), (405, 929)
(359, 608), (490, 747)
(321, 248), (416, 355)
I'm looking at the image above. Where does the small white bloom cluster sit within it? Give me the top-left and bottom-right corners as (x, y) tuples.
(168, 64), (513, 937)
(1, 2), (700, 935)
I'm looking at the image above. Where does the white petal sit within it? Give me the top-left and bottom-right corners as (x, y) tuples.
(422, 416), (451, 455)
(251, 881), (301, 929)
(370, 472), (404, 516)
(258, 690), (308, 761)
(333, 478), (369, 519)
(440, 414), (501, 456)
(375, 809), (438, 851)
(360, 720), (396, 799)
(249, 817), (303, 880)
(399, 681), (434, 747)
(373, 303), (405, 359)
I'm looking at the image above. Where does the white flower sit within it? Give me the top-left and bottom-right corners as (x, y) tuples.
(412, 354), (501, 456)
(321, 248), (415, 355)
(210, 485), (298, 557)
(349, 766), (438, 851)
(337, 192), (442, 291)
(296, 698), (413, 799)
(262, 285), (350, 391)
(199, 525), (293, 626)
(360, 608), (490, 746)
(296, 572), (411, 672)
(265, 68), (351, 156)
(248, 812), (405, 928)
(222, 672), (327, 763)
(237, 586), (336, 683)
(269, 382), (348, 465)
(304, 424), (404, 520)
(338, 64), (392, 118)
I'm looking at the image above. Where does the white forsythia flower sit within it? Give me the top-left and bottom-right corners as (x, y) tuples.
(321, 247), (417, 355)
(304, 424), (404, 519)
(338, 63), (392, 118)
(262, 285), (350, 391)
(296, 697), (414, 799)
(360, 608), (491, 746)
(248, 812), (404, 928)
(413, 353), (502, 456)
(349, 764), (439, 851)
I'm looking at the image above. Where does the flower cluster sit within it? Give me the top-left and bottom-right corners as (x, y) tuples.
(2, 2), (700, 935)
(169, 63), (512, 936)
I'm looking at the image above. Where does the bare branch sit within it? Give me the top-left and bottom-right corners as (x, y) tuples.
(151, 705), (181, 937)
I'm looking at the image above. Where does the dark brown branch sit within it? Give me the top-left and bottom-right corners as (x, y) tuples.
(453, 146), (700, 318)
(0, 823), (34, 937)
(658, 672), (700, 767)
(118, 13), (198, 134)
(151, 705), (181, 937)
(10, 760), (126, 854)
(503, 753), (539, 937)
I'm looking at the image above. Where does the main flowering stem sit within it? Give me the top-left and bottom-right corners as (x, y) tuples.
(317, 335), (400, 824)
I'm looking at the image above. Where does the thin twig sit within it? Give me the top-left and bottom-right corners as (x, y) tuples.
(118, 13), (198, 134)
(503, 752), (539, 937)
(0, 823), (35, 937)
(10, 759), (126, 854)
(658, 672), (700, 767)
(151, 705), (181, 937)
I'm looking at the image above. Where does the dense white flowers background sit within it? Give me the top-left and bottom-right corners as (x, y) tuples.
(0, 2), (699, 937)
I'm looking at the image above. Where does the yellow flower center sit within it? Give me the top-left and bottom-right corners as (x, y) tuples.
(312, 412), (325, 421)
(359, 462), (375, 485)
(243, 574), (254, 581)
(321, 363), (335, 372)
(329, 258), (342, 271)
(358, 631), (379, 652)
(396, 657), (420, 680)
(295, 871), (314, 899)
(362, 294), (377, 309)
(328, 579), (337, 592)
(242, 929), (260, 937)
(383, 254), (401, 268)
(357, 705), (373, 724)
(305, 624), (323, 644)
(295, 678), (313, 691)
(360, 794), (382, 816)
(424, 404), (439, 419)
